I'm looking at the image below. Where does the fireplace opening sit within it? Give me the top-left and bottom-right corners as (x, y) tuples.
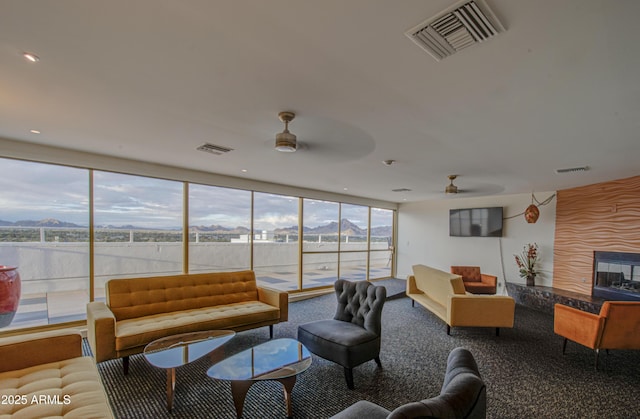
(593, 251), (640, 301)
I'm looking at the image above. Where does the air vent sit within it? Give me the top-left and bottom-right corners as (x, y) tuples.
(555, 166), (589, 174)
(392, 188), (412, 193)
(405, 0), (504, 61)
(197, 143), (234, 155)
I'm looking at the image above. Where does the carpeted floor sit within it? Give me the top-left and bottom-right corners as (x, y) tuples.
(89, 279), (640, 418)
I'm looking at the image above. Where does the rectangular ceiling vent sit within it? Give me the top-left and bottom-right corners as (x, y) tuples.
(405, 0), (505, 61)
(555, 166), (590, 174)
(197, 143), (234, 155)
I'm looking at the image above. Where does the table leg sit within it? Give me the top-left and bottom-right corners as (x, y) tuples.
(279, 376), (297, 418)
(166, 368), (176, 411)
(209, 347), (226, 364)
(230, 380), (254, 418)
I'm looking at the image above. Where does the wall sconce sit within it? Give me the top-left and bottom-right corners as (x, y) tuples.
(504, 192), (556, 224)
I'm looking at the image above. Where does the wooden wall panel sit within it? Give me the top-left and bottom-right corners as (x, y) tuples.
(553, 175), (640, 295)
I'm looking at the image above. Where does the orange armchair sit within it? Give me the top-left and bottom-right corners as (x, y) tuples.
(450, 266), (497, 294)
(554, 302), (640, 369)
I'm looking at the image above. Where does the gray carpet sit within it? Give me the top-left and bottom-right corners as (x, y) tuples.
(88, 279), (640, 418)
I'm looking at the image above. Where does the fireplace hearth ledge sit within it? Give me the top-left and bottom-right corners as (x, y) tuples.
(506, 282), (605, 315)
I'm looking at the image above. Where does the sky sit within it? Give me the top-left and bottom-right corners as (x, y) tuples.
(0, 158), (392, 230)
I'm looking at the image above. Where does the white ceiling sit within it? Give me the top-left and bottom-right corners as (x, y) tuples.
(1, 0), (639, 203)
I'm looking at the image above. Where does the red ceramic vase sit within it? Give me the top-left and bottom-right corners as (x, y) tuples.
(0, 266), (21, 328)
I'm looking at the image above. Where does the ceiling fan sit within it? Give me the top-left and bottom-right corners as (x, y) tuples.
(275, 111), (297, 152)
(445, 175), (460, 194)
(441, 174), (505, 197)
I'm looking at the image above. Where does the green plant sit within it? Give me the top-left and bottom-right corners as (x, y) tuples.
(515, 243), (538, 278)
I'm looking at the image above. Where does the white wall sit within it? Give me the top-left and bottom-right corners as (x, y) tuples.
(396, 192), (557, 294)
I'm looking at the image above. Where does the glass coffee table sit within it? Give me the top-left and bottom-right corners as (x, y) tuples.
(143, 330), (235, 411)
(207, 338), (312, 418)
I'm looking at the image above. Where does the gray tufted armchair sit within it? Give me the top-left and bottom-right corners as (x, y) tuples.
(297, 279), (386, 389)
(329, 347), (486, 418)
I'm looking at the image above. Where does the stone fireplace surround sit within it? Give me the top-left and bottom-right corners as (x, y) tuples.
(506, 282), (604, 315)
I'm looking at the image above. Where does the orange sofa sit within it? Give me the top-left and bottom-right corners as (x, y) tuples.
(87, 270), (288, 373)
(450, 266), (497, 294)
(553, 301), (640, 368)
(0, 330), (114, 418)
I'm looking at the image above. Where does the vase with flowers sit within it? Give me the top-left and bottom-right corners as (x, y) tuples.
(515, 243), (539, 286)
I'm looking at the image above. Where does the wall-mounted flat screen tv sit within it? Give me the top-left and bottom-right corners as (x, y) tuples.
(449, 207), (503, 237)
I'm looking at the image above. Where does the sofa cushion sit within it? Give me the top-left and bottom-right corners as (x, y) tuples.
(298, 319), (380, 368)
(0, 356), (113, 418)
(115, 301), (279, 351)
(463, 284), (495, 295)
(107, 270), (260, 321)
(0, 330), (83, 373)
(412, 265), (461, 306)
(298, 319), (379, 348)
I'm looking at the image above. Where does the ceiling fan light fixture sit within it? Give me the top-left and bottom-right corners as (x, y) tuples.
(275, 131), (297, 152)
(275, 111), (297, 152)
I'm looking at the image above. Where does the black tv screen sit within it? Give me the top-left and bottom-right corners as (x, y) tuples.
(449, 207), (503, 237)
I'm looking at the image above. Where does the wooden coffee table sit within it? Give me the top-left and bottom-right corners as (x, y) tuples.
(143, 330), (235, 411)
(207, 338), (312, 418)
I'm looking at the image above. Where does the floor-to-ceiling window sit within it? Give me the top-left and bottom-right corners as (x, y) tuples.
(299, 202), (395, 289)
(302, 199), (340, 290)
(93, 172), (184, 296)
(369, 208), (394, 278)
(339, 203), (369, 281)
(188, 184), (251, 272)
(0, 158), (89, 330)
(0, 155), (395, 332)
(253, 192), (299, 291)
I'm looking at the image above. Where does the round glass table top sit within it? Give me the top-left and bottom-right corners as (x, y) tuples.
(207, 338), (312, 381)
(143, 329), (235, 369)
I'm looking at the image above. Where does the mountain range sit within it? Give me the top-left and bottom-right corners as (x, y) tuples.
(274, 219), (391, 236)
(0, 218), (391, 236)
(0, 218), (81, 228)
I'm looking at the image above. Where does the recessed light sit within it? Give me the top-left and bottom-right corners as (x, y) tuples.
(30, 129), (41, 134)
(343, 187), (348, 191)
(241, 169), (248, 173)
(23, 52), (40, 63)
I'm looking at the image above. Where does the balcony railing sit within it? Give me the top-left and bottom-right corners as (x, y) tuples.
(0, 226), (392, 331)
